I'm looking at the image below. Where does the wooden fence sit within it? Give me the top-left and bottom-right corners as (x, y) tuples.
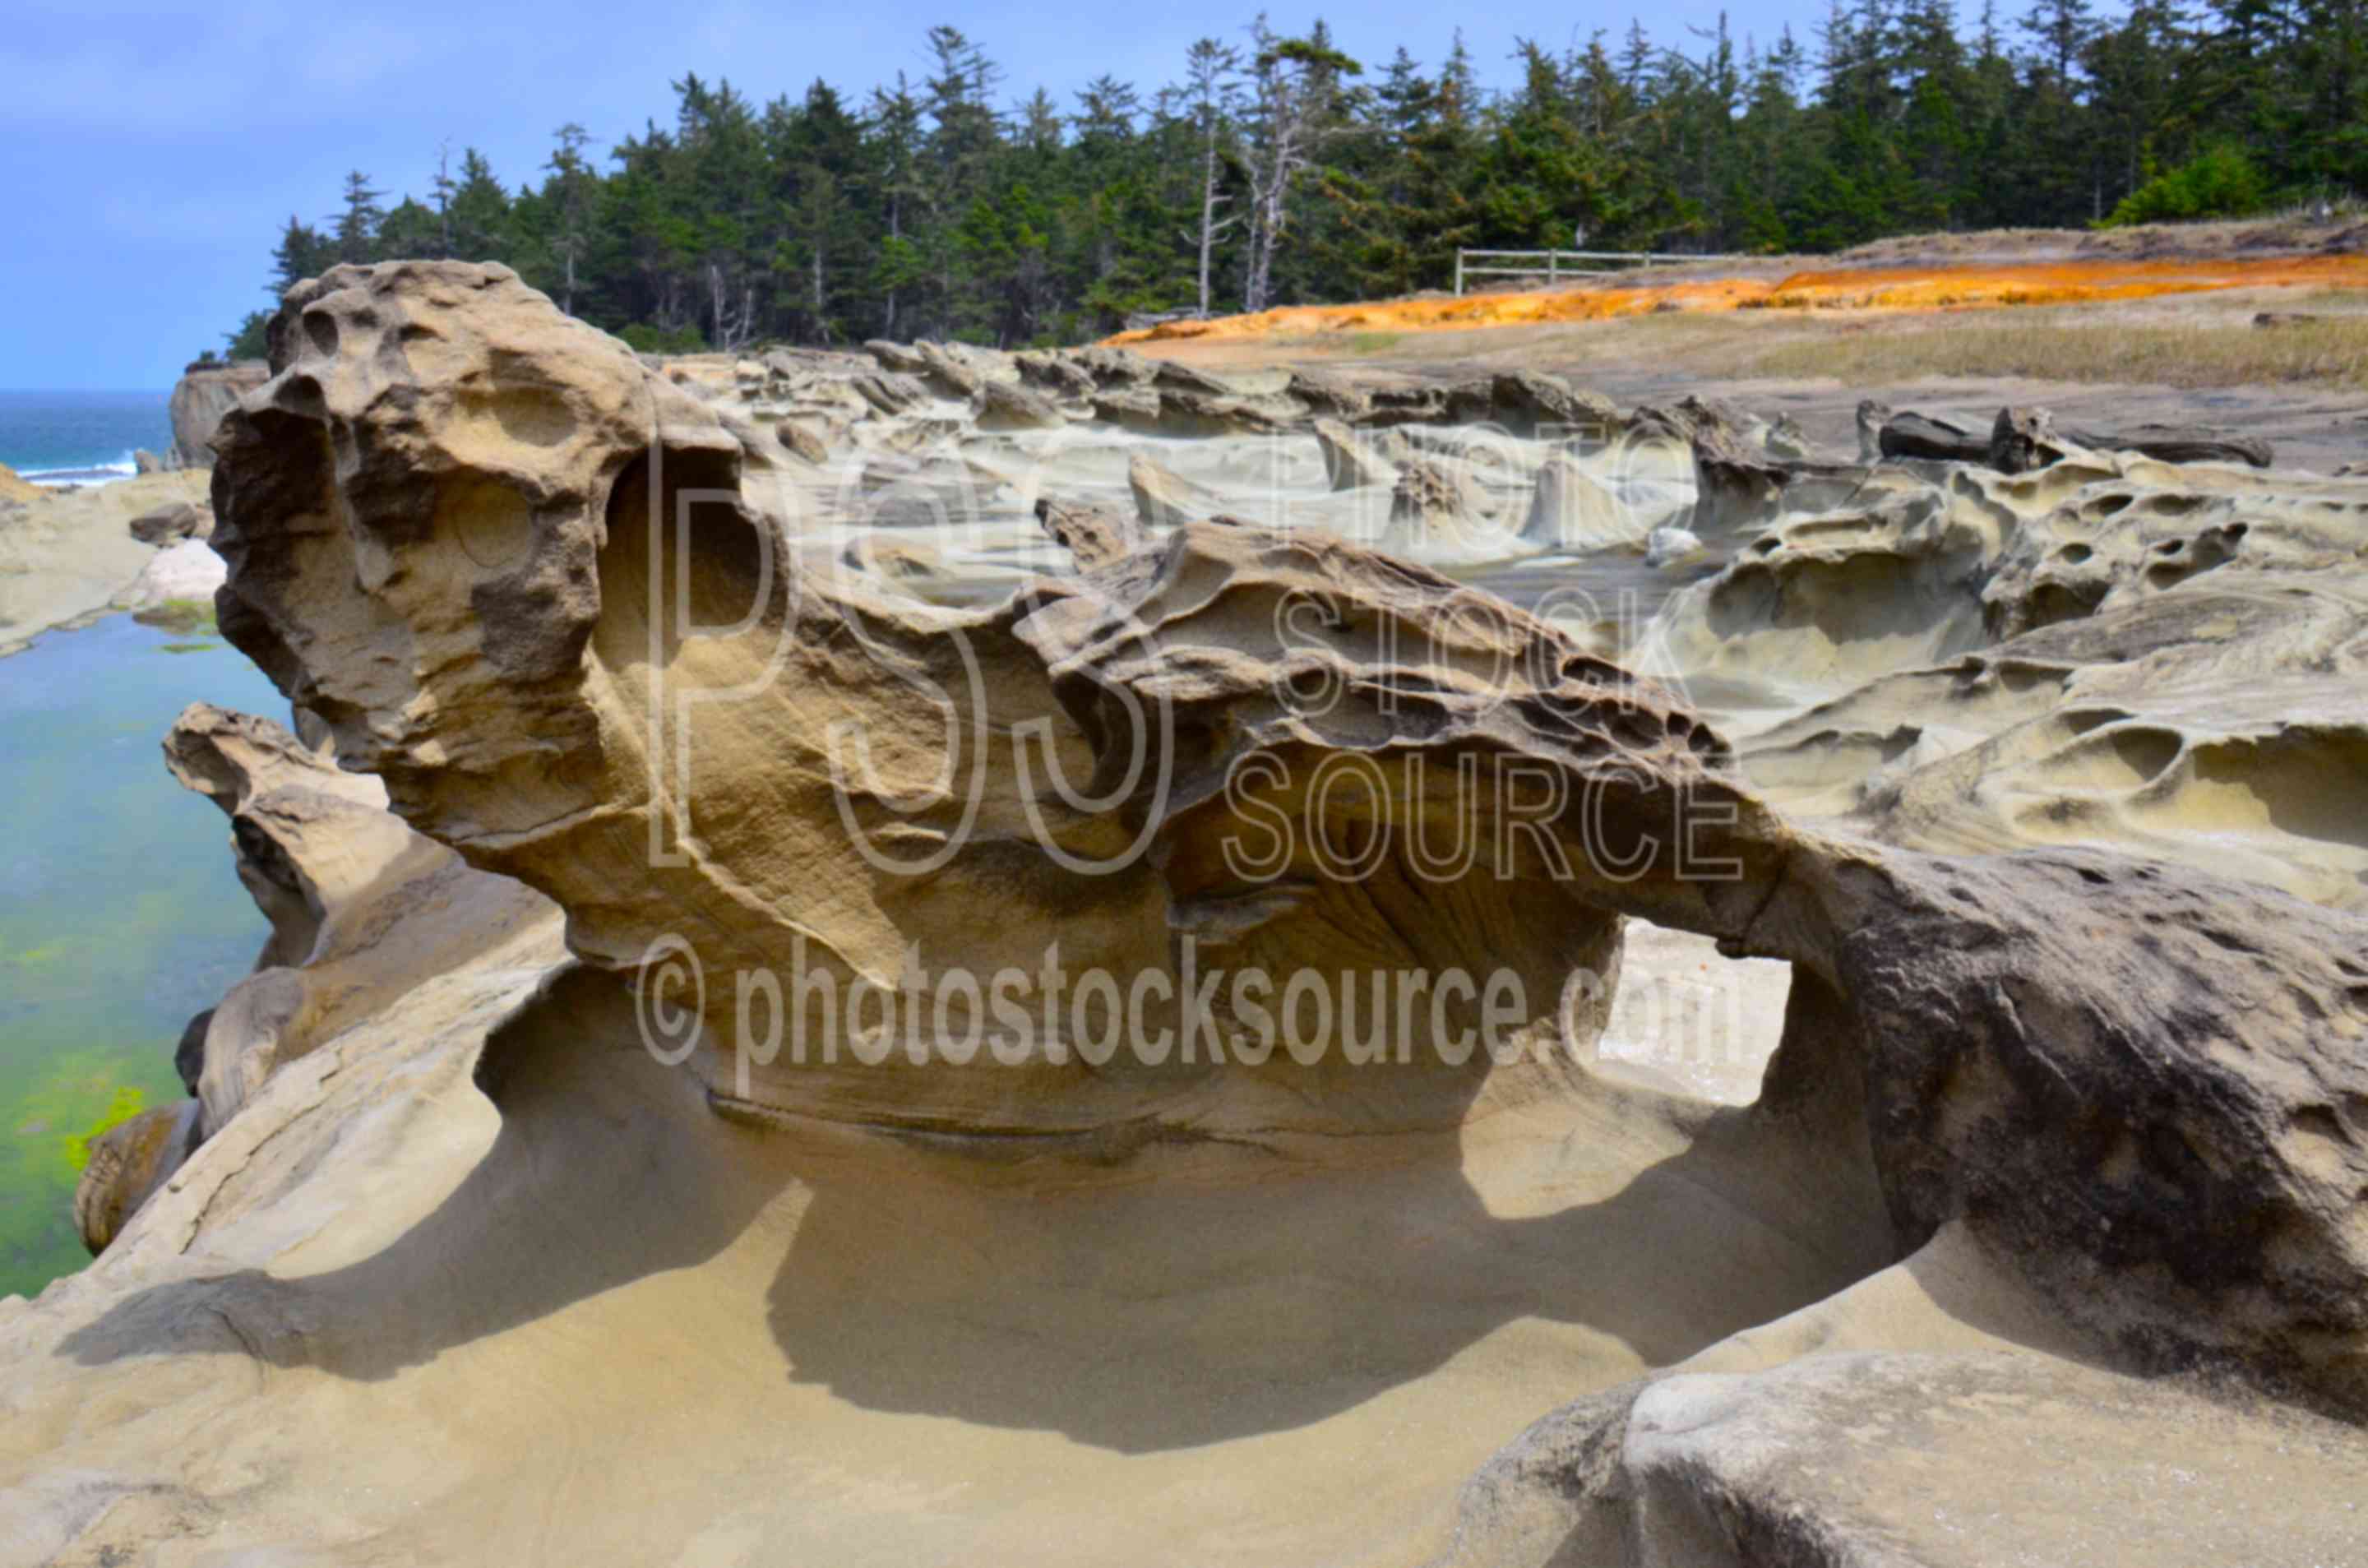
(1452, 249), (1745, 294)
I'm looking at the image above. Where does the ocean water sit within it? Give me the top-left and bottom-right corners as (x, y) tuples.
(0, 614), (278, 1299)
(0, 389), (173, 487)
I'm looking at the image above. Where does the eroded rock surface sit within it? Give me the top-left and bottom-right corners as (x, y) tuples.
(167, 359), (271, 468)
(161, 700), (555, 1136)
(10, 261), (2364, 1567)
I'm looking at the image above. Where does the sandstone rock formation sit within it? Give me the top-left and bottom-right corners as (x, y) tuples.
(1855, 396), (1893, 462)
(1383, 455), (1504, 560)
(7, 261), (2363, 1567)
(1522, 451), (1641, 552)
(1127, 449), (1212, 527)
(1312, 416), (1392, 491)
(974, 379), (1069, 432)
(1488, 369), (1619, 440)
(166, 359), (270, 468)
(160, 701), (556, 1134)
(1441, 1330), (2368, 1568)
(71, 1101), (201, 1254)
(774, 417), (830, 465)
(1880, 404), (2276, 471)
(127, 499), (210, 543)
(1034, 495), (1144, 568)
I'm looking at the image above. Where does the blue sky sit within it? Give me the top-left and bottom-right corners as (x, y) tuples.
(2, 0), (1812, 391)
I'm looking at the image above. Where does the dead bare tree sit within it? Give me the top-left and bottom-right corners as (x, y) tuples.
(1177, 39), (1246, 317)
(1241, 19), (1362, 313)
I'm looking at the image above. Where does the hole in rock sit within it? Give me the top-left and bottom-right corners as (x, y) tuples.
(594, 445), (773, 669)
(2106, 725), (2185, 784)
(1593, 919), (1792, 1106)
(2060, 707), (2135, 738)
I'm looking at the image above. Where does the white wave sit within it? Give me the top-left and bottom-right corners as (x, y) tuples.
(17, 451), (140, 488)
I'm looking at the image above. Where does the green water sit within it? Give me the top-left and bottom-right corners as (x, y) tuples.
(0, 614), (280, 1298)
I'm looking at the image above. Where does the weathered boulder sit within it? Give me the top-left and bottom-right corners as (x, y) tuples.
(838, 534), (946, 586)
(70, 1100), (202, 1256)
(973, 379), (1069, 432)
(1522, 453), (1643, 552)
(1442, 1348), (2368, 1568)
(1986, 403), (2065, 474)
(1880, 409), (1987, 464)
(862, 339), (931, 374)
(1150, 359), (1237, 398)
(1034, 495), (1144, 569)
(775, 418), (830, 466)
(849, 370), (930, 417)
(162, 699), (553, 1136)
(1880, 405), (2276, 474)
(1382, 456), (1506, 560)
(1856, 397), (1893, 463)
(2062, 419), (2275, 469)
(1312, 417), (1393, 491)
(1012, 350), (1100, 400)
(1399, 423), (1527, 473)
(1126, 451), (1210, 527)
(1356, 382), (1457, 428)
(127, 500), (210, 544)
(766, 371), (872, 424)
(1099, 387), (1297, 437)
(1286, 368), (1371, 422)
(1630, 393), (1763, 449)
(172, 1006), (215, 1097)
(1645, 522), (1707, 568)
(1490, 369), (1619, 440)
(1088, 384), (1164, 430)
(166, 360), (269, 468)
(1763, 412), (1812, 460)
(1689, 422), (1797, 536)
(1061, 345), (1158, 388)
(863, 414), (965, 458)
(915, 341), (982, 399)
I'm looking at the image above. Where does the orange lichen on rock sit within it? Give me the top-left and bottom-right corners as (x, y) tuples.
(1110, 278), (1769, 342)
(1755, 252), (2368, 310)
(1105, 252), (2368, 345)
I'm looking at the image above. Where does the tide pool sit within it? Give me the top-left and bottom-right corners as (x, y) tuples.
(0, 613), (279, 1298)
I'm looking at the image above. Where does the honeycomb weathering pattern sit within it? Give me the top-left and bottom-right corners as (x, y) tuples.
(198, 262), (2368, 1425)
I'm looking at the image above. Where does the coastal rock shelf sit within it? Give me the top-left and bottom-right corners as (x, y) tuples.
(7, 261), (2364, 1566)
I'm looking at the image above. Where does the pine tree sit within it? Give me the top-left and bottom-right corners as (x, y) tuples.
(225, 13), (2368, 354)
(1241, 18), (1363, 312)
(330, 172), (386, 266)
(270, 215), (335, 294)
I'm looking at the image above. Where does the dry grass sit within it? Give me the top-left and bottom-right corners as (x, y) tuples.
(1743, 303), (2368, 391)
(1168, 288), (2368, 394)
